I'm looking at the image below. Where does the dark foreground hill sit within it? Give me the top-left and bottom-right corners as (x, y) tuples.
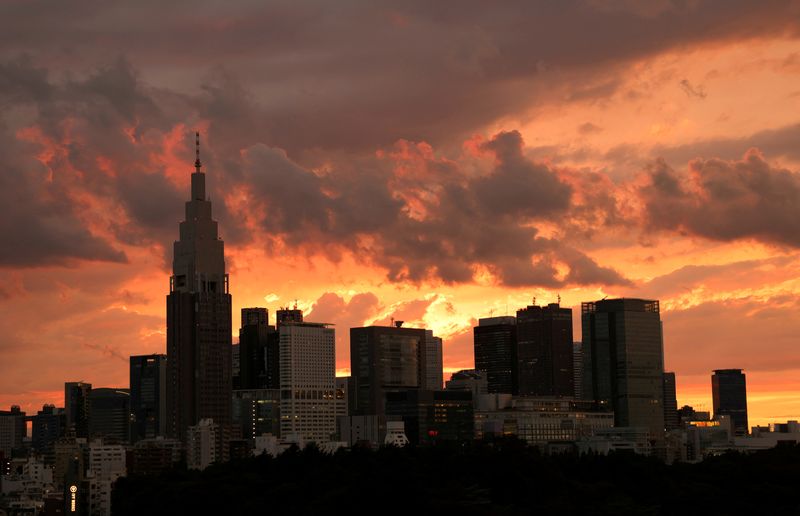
(112, 440), (800, 515)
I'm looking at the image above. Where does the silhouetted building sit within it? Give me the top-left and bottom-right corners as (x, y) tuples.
(663, 372), (679, 431)
(130, 354), (167, 441)
(0, 406), (26, 456)
(350, 324), (439, 416)
(384, 390), (473, 445)
(573, 342), (583, 399)
(280, 321), (336, 443)
(475, 397), (614, 448)
(128, 437), (183, 476)
(31, 404), (66, 460)
(239, 308), (279, 389)
(712, 369), (748, 436)
(65, 382), (92, 438)
(88, 389), (130, 442)
(231, 389), (280, 440)
(424, 330), (444, 390)
(445, 369), (488, 402)
(515, 302), (573, 397)
(166, 134), (232, 445)
(276, 307), (303, 324)
(582, 298), (665, 442)
(473, 316), (516, 394)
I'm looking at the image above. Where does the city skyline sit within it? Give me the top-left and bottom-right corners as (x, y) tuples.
(3, 1), (800, 429)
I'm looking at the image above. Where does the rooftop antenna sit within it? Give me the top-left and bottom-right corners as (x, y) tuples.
(194, 131), (202, 172)
(293, 299), (298, 310)
(532, 296), (536, 306)
(557, 293), (561, 305)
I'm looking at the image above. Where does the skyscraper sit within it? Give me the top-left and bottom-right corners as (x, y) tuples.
(279, 320), (336, 443)
(88, 388), (131, 442)
(663, 372), (679, 431)
(0, 406), (26, 456)
(350, 324), (437, 416)
(515, 302), (573, 397)
(64, 381), (91, 438)
(573, 342), (583, 399)
(424, 330), (444, 390)
(166, 133), (232, 444)
(130, 354), (167, 441)
(582, 299), (665, 442)
(473, 316), (516, 394)
(239, 308), (278, 389)
(712, 369), (748, 436)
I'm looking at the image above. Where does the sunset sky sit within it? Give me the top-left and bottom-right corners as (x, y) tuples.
(2, 0), (800, 427)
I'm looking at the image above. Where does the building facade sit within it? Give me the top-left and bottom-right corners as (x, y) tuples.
(581, 298), (665, 443)
(87, 389), (131, 443)
(384, 390), (473, 445)
(663, 372), (679, 431)
(166, 134), (232, 444)
(473, 316), (517, 394)
(65, 382), (92, 438)
(239, 308), (279, 390)
(231, 389), (281, 440)
(130, 354), (167, 441)
(279, 321), (336, 443)
(712, 369), (748, 436)
(350, 324), (438, 416)
(515, 302), (574, 397)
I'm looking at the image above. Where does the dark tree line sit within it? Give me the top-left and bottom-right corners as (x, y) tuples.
(112, 440), (800, 515)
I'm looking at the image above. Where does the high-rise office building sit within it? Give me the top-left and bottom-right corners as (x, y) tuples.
(65, 381), (91, 438)
(231, 389), (281, 440)
(88, 388), (131, 442)
(384, 390), (473, 445)
(424, 330), (444, 390)
(350, 324), (438, 416)
(130, 354), (167, 441)
(573, 342), (583, 399)
(582, 299), (665, 442)
(712, 369), (748, 436)
(0, 406), (26, 456)
(473, 316), (516, 394)
(276, 307), (303, 324)
(31, 404), (66, 459)
(166, 133), (232, 444)
(663, 372), (679, 431)
(279, 321), (336, 443)
(515, 302), (573, 397)
(239, 308), (279, 389)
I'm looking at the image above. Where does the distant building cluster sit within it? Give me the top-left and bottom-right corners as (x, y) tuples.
(1, 136), (796, 514)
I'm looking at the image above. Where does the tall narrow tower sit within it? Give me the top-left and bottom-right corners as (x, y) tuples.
(166, 133), (232, 444)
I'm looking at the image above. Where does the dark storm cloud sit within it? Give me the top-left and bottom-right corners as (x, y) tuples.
(0, 122), (127, 267)
(240, 129), (629, 287)
(640, 150), (800, 246)
(2, 0), (798, 154)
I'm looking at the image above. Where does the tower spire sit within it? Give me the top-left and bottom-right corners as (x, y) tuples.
(194, 131), (202, 172)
